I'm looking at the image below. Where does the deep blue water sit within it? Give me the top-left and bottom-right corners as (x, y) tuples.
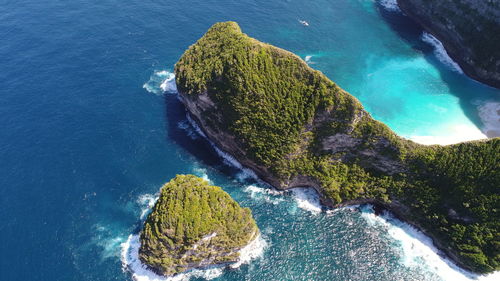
(1, 1), (499, 281)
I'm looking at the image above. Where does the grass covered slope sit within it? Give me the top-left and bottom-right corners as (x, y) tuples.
(139, 175), (258, 276)
(174, 22), (499, 273)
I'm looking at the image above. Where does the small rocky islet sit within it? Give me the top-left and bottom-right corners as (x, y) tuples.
(139, 174), (259, 276)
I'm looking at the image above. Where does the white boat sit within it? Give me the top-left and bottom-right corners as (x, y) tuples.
(299, 20), (309, 26)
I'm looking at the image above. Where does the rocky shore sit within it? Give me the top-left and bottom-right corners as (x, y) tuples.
(397, 0), (500, 88)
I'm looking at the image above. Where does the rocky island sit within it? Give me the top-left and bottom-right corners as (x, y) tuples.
(174, 22), (499, 273)
(397, 0), (500, 88)
(139, 174), (259, 276)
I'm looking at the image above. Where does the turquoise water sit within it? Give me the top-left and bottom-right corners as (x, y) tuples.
(0, 0), (498, 281)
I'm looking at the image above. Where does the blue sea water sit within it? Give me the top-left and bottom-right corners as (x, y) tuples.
(1, 0), (499, 281)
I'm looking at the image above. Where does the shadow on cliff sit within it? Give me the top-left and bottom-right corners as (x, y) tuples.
(375, 3), (492, 131)
(163, 94), (243, 178)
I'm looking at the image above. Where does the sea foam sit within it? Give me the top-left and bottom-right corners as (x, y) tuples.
(477, 101), (500, 138)
(359, 205), (500, 281)
(379, 0), (401, 12)
(143, 70), (177, 95)
(421, 32), (463, 73)
(290, 187), (322, 214)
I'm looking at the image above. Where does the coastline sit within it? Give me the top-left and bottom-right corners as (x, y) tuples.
(179, 94), (495, 277)
(395, 0), (500, 89)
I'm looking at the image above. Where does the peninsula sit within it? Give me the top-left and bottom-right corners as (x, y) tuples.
(139, 174), (259, 276)
(174, 22), (499, 273)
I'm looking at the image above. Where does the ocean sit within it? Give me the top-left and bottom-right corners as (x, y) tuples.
(0, 0), (498, 280)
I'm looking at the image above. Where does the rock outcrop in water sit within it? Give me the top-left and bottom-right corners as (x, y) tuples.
(139, 174), (259, 276)
(174, 22), (499, 273)
(397, 0), (500, 88)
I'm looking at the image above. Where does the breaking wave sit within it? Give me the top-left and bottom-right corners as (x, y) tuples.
(290, 188), (322, 214)
(137, 194), (158, 220)
(143, 70), (177, 95)
(379, 0), (401, 12)
(421, 32), (463, 73)
(244, 185), (284, 205)
(477, 101), (500, 138)
(359, 205), (500, 281)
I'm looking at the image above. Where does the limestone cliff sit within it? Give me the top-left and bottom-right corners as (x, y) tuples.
(397, 0), (500, 88)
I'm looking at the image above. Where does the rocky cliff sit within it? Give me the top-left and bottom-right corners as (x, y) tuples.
(139, 175), (259, 276)
(175, 22), (499, 273)
(397, 0), (500, 88)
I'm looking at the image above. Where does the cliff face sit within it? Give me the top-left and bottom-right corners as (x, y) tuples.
(139, 175), (258, 276)
(397, 0), (500, 88)
(175, 22), (499, 273)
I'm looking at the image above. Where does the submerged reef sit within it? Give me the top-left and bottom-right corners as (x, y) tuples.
(174, 22), (499, 273)
(139, 174), (258, 276)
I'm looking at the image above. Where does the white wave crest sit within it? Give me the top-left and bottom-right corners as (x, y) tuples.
(244, 185), (284, 205)
(185, 114), (259, 181)
(230, 234), (267, 268)
(192, 167), (212, 184)
(379, 0), (401, 12)
(477, 101), (500, 138)
(143, 70), (177, 95)
(290, 187), (322, 214)
(421, 32), (463, 73)
(137, 194), (158, 220)
(359, 205), (500, 281)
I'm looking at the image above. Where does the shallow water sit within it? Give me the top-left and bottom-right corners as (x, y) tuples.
(0, 0), (498, 280)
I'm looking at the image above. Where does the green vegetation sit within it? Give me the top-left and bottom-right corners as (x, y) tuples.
(174, 22), (499, 273)
(139, 174), (258, 276)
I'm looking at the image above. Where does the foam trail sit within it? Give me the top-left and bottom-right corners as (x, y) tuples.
(379, 0), (401, 12)
(290, 188), (322, 214)
(143, 70), (177, 95)
(137, 194), (158, 220)
(421, 32), (463, 73)
(244, 185), (284, 205)
(477, 101), (500, 138)
(185, 113), (259, 181)
(230, 234), (267, 268)
(359, 205), (499, 281)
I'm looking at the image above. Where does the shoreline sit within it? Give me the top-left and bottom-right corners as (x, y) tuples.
(178, 96), (494, 277)
(394, 0), (500, 89)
